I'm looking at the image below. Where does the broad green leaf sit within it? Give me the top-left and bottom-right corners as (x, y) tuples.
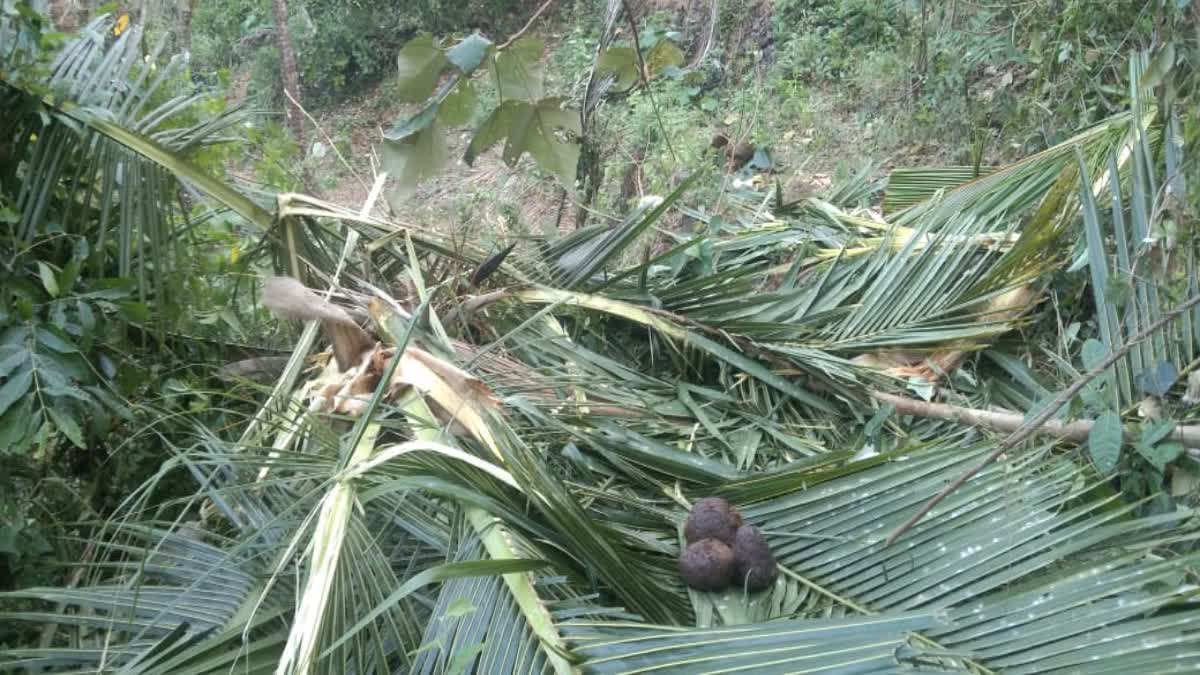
(75, 300), (95, 331)
(396, 35), (449, 102)
(1138, 441), (1185, 472)
(490, 36), (544, 102)
(463, 101), (517, 164)
(595, 46), (639, 91)
(37, 262), (59, 297)
(644, 39), (685, 77)
(35, 326), (78, 353)
(46, 405), (85, 448)
(117, 301), (149, 322)
(1135, 360), (1177, 397)
(382, 105), (449, 196)
(43, 385), (92, 403)
(1081, 338), (1108, 370)
(446, 32), (491, 73)
(1088, 411), (1122, 474)
(0, 326), (27, 348)
(1140, 420), (1176, 447)
(0, 348), (29, 379)
(0, 369), (32, 417)
(444, 597), (477, 618)
(477, 98), (580, 188)
(0, 399), (36, 452)
(438, 78), (478, 127)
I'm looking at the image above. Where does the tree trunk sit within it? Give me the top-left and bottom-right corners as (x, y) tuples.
(179, 0), (195, 55)
(270, 0), (305, 146)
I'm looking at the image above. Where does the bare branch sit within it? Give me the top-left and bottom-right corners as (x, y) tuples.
(498, 0), (556, 51)
(870, 390), (1200, 447)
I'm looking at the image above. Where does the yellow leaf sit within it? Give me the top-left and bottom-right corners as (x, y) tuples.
(229, 243), (240, 263)
(114, 14), (130, 36)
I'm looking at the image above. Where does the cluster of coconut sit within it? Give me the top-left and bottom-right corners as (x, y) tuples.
(679, 497), (778, 592)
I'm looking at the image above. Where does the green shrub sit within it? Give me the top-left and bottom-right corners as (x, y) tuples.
(773, 0), (905, 82)
(192, 0), (533, 109)
(294, 1), (415, 105)
(249, 44), (283, 107)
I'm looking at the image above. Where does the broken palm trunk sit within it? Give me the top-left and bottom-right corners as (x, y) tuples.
(259, 276), (500, 440)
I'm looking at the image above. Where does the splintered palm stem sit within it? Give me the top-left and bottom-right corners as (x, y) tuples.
(885, 292), (1200, 547)
(869, 390), (1200, 446)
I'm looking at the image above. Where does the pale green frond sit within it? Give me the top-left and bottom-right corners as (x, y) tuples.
(566, 612), (941, 673)
(884, 165), (996, 215)
(3, 13), (271, 310)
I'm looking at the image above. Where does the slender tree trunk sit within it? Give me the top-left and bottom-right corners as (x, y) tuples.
(179, 0), (195, 54)
(270, 0), (305, 146)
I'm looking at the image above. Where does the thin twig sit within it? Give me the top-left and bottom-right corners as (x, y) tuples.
(498, 0), (556, 51)
(621, 0), (678, 162)
(885, 292), (1200, 547)
(282, 88), (369, 195)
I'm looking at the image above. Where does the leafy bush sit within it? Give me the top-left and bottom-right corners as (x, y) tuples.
(774, 0), (905, 82)
(249, 43), (283, 107)
(191, 0), (530, 108)
(192, 0), (410, 105)
(294, 1), (414, 105)
(0, 10), (272, 594)
(0, 253), (139, 454)
(190, 0), (266, 71)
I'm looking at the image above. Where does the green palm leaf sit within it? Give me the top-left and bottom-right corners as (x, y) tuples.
(3, 13), (271, 305)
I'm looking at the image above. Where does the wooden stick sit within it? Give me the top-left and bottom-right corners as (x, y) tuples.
(884, 292), (1200, 547)
(870, 390), (1200, 447)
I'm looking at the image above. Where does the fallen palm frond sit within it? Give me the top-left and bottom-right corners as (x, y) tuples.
(883, 165), (997, 214)
(7, 27), (1200, 675)
(887, 289), (1200, 546)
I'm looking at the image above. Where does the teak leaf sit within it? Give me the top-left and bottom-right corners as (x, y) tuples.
(438, 78), (478, 127)
(446, 32), (492, 74)
(595, 47), (639, 91)
(490, 36), (544, 102)
(382, 105), (448, 198)
(465, 98), (580, 189)
(396, 35), (449, 103)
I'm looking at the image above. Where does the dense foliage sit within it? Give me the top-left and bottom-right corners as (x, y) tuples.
(191, 0), (536, 106)
(1, 1), (1199, 673)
